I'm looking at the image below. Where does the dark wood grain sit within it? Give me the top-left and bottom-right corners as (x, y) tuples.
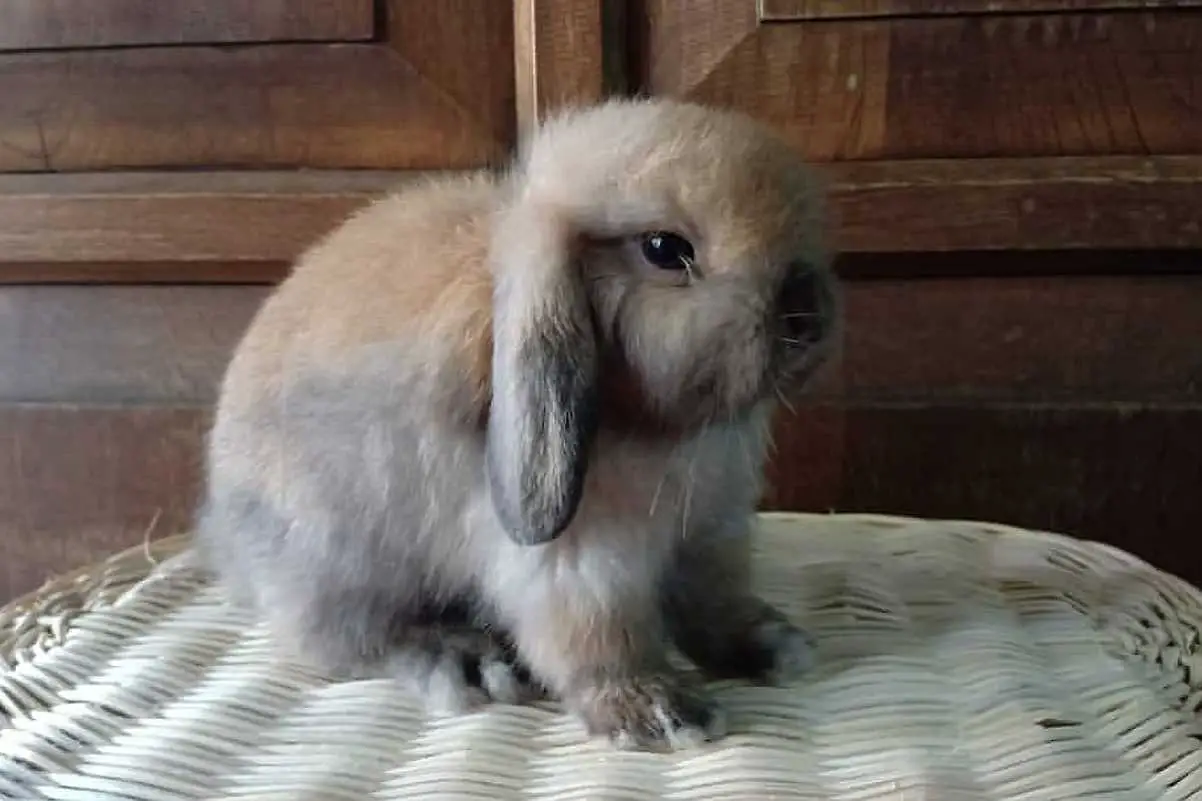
(0, 172), (398, 267)
(0, 406), (206, 598)
(0, 286), (268, 404)
(0, 1), (514, 171)
(825, 157), (1202, 253)
(4, 159), (1199, 280)
(638, 4), (1202, 160)
(385, 0), (518, 159)
(0, 262), (290, 285)
(514, 0), (607, 139)
(0, 0), (374, 51)
(835, 275), (1202, 403)
(0, 404), (208, 602)
(759, 0), (1202, 20)
(763, 401), (1202, 588)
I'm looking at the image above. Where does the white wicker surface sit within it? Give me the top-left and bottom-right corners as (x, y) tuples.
(1, 512), (1201, 801)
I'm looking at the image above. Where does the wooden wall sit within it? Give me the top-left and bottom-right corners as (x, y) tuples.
(2, 0), (1201, 600)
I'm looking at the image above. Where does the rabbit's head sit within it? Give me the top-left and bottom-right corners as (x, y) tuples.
(487, 98), (839, 545)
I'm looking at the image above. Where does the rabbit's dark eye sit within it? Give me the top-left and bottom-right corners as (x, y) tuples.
(639, 231), (695, 271)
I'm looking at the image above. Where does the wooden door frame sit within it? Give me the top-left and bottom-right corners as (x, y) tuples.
(512, 0), (629, 140)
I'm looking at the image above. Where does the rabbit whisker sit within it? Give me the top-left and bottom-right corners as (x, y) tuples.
(773, 384), (797, 415)
(763, 409), (780, 458)
(737, 427), (758, 479)
(780, 311), (820, 319)
(648, 462), (670, 518)
(680, 472), (695, 540)
(678, 417), (711, 539)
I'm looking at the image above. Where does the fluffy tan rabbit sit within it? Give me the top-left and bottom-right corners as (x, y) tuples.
(195, 97), (840, 751)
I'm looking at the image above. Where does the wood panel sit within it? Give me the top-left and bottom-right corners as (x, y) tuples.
(0, 261), (290, 285)
(4, 158), (1200, 282)
(759, 0), (1202, 21)
(0, 172), (398, 268)
(827, 157), (1202, 253)
(837, 249), (1202, 282)
(762, 402), (1202, 588)
(514, 0), (606, 139)
(0, 0), (374, 52)
(0, 0), (515, 171)
(836, 275), (1202, 403)
(0, 405), (207, 602)
(638, 4), (1202, 160)
(0, 286), (267, 404)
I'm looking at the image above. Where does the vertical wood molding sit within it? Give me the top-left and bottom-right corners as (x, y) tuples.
(514, 0), (624, 142)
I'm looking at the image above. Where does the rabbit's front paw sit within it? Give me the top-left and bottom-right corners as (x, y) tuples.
(574, 673), (727, 752)
(749, 617), (816, 684)
(396, 627), (545, 715)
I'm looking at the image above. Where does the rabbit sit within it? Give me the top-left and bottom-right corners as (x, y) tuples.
(194, 97), (840, 752)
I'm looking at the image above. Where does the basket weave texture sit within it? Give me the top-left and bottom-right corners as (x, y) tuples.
(1, 512), (1201, 800)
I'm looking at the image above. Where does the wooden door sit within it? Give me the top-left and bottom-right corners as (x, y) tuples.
(638, 0), (1202, 164)
(0, 0), (517, 601)
(0, 0), (514, 172)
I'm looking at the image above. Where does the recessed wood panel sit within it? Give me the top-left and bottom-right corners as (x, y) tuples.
(838, 275), (1202, 403)
(763, 401), (1202, 588)
(0, 0), (374, 52)
(0, 172), (398, 266)
(0, 405), (207, 602)
(827, 157), (1202, 253)
(0, 261), (290, 285)
(0, 285), (268, 404)
(758, 0), (1202, 21)
(515, 0), (606, 138)
(639, 3), (1202, 160)
(0, 0), (515, 171)
(3, 159), (1200, 281)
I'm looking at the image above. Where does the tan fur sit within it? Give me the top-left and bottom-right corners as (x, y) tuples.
(195, 98), (839, 751)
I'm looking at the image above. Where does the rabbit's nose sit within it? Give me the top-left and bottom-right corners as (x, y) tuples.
(777, 267), (830, 346)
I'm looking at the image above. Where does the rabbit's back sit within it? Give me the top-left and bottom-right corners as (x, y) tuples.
(196, 172), (503, 622)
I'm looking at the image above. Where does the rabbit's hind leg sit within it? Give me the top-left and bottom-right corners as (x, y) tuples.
(263, 585), (543, 714)
(382, 620), (544, 713)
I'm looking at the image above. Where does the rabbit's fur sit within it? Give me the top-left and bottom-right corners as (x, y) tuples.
(196, 98), (840, 751)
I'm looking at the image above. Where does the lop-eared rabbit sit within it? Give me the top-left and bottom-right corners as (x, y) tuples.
(196, 98), (840, 751)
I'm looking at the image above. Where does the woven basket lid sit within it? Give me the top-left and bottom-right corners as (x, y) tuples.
(1, 512), (1200, 800)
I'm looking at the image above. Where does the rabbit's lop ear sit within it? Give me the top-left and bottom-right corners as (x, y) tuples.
(486, 202), (599, 546)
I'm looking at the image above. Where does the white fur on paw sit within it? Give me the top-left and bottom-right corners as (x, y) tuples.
(424, 659), (488, 716)
(760, 620), (816, 683)
(703, 702), (729, 739)
(610, 729), (640, 750)
(610, 696), (727, 752)
(657, 701), (728, 750)
(479, 659), (523, 705)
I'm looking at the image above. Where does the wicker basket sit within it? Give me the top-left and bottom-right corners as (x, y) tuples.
(2, 512), (1200, 800)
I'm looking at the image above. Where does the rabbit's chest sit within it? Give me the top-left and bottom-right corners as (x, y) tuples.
(579, 433), (756, 531)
